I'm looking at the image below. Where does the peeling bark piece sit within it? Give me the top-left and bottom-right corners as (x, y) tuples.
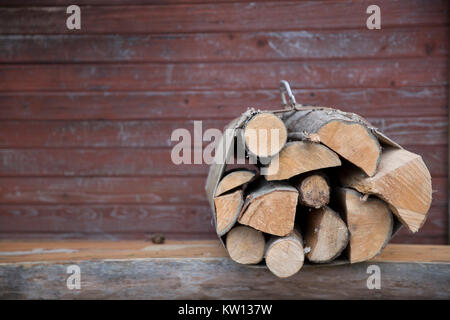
(334, 187), (393, 263)
(215, 169), (256, 197)
(244, 112), (287, 158)
(239, 181), (298, 236)
(265, 141), (341, 181)
(303, 206), (349, 263)
(339, 148), (432, 233)
(283, 108), (381, 176)
(214, 190), (244, 237)
(226, 225), (265, 264)
(265, 229), (304, 278)
(295, 173), (330, 208)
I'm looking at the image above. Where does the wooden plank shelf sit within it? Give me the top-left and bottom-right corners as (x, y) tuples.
(0, 240), (449, 299)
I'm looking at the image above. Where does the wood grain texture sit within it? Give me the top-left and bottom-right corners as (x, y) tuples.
(0, 87), (446, 120)
(1, 59), (446, 92)
(1, 145), (444, 178)
(0, 241), (449, 299)
(0, 175), (445, 207)
(0, 176), (209, 204)
(1, 241), (448, 263)
(1, 28), (447, 63)
(0, 117), (445, 148)
(0, 205), (446, 243)
(0, 1), (447, 34)
(0, 0), (447, 244)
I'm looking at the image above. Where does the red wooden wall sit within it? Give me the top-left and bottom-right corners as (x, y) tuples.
(0, 0), (448, 243)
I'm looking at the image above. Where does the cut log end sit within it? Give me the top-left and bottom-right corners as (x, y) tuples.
(244, 112), (287, 158)
(296, 174), (330, 208)
(226, 225), (265, 264)
(265, 230), (304, 278)
(303, 206), (349, 263)
(335, 187), (393, 263)
(215, 169), (255, 197)
(239, 182), (298, 236)
(340, 148), (432, 233)
(265, 141), (341, 181)
(317, 120), (381, 176)
(214, 190), (243, 236)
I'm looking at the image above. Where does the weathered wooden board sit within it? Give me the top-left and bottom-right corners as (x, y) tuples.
(0, 0), (447, 245)
(0, 242), (448, 299)
(0, 1), (447, 34)
(0, 204), (215, 234)
(0, 176), (209, 204)
(0, 59), (447, 92)
(1, 28), (447, 63)
(0, 117), (446, 147)
(0, 145), (445, 177)
(0, 87), (447, 120)
(0, 204), (446, 244)
(0, 176), (445, 205)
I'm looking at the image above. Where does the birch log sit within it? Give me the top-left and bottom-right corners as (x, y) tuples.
(334, 187), (393, 263)
(215, 169), (256, 197)
(340, 148), (432, 233)
(283, 107), (381, 176)
(264, 141), (341, 181)
(265, 229), (304, 278)
(226, 225), (265, 264)
(214, 190), (244, 236)
(295, 173), (330, 208)
(239, 180), (298, 236)
(243, 112), (287, 158)
(303, 206), (349, 263)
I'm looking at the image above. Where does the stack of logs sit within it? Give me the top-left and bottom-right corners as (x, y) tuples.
(209, 107), (432, 278)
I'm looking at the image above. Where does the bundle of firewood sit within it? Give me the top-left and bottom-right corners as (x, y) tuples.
(205, 84), (432, 278)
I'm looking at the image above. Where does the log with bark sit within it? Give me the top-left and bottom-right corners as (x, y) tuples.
(334, 187), (393, 263)
(264, 141), (341, 181)
(265, 228), (305, 278)
(205, 90), (432, 278)
(239, 180), (299, 236)
(339, 147), (432, 233)
(282, 106), (381, 176)
(295, 172), (330, 209)
(243, 112), (287, 158)
(226, 225), (265, 264)
(302, 206), (349, 263)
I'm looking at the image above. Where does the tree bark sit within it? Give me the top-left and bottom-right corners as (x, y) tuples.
(282, 106), (381, 176)
(215, 169), (256, 197)
(243, 112), (288, 158)
(295, 173), (330, 208)
(334, 187), (393, 263)
(239, 180), (299, 236)
(264, 141), (340, 181)
(214, 189), (244, 236)
(339, 147), (432, 233)
(302, 206), (349, 263)
(265, 228), (304, 278)
(226, 225), (265, 264)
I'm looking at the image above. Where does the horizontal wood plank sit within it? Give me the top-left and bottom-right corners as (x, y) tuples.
(0, 242), (449, 299)
(0, 87), (447, 120)
(0, 59), (447, 92)
(1, 28), (447, 63)
(0, 176), (445, 206)
(0, 241), (448, 263)
(0, 145), (445, 177)
(0, 117), (446, 148)
(0, 204), (445, 242)
(0, 1), (447, 35)
(0, 204), (214, 233)
(0, 176), (209, 204)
